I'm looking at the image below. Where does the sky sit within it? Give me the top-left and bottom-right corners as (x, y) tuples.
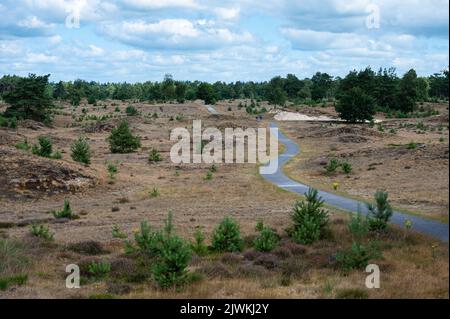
(0, 0), (448, 83)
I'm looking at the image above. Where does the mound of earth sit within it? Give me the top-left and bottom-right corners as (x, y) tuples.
(0, 146), (97, 199)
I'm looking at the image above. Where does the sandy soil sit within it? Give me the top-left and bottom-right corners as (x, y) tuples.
(280, 103), (449, 222)
(0, 99), (448, 299)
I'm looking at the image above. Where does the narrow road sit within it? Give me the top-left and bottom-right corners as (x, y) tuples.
(261, 123), (449, 242)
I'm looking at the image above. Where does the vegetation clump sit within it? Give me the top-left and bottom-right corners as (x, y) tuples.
(71, 136), (91, 165)
(289, 188), (329, 245)
(211, 216), (244, 252)
(107, 121), (141, 153)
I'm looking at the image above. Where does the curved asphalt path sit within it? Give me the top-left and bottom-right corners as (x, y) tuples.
(261, 123), (449, 242)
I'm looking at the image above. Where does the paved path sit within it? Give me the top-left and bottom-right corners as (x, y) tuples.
(261, 123), (449, 242)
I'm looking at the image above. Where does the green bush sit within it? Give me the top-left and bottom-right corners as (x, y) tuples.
(88, 261), (111, 278)
(191, 229), (208, 256)
(348, 212), (369, 243)
(335, 241), (380, 270)
(106, 162), (118, 180)
(204, 171), (213, 180)
(125, 105), (138, 116)
(32, 136), (53, 157)
(211, 217), (244, 252)
(87, 95), (97, 105)
(127, 213), (192, 288)
(289, 188), (329, 245)
(325, 158), (340, 174)
(52, 200), (74, 219)
(341, 161), (352, 174)
(291, 215), (321, 245)
(15, 138), (30, 151)
(71, 136), (91, 165)
(30, 224), (54, 241)
(148, 148), (162, 163)
(107, 121), (141, 153)
(152, 234), (192, 288)
(112, 225), (127, 239)
(0, 274), (28, 291)
(367, 190), (393, 231)
(149, 187), (160, 198)
(253, 222), (280, 252)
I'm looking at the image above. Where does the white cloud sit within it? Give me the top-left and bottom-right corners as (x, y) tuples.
(214, 7), (240, 20)
(123, 0), (199, 9)
(25, 52), (58, 63)
(101, 18), (254, 50)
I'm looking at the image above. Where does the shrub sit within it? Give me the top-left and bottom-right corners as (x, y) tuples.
(335, 241), (381, 270)
(0, 274), (28, 291)
(125, 105), (138, 116)
(367, 190), (393, 231)
(407, 141), (418, 149)
(291, 215), (321, 245)
(149, 187), (160, 198)
(341, 161), (352, 174)
(148, 148), (162, 163)
(15, 138), (30, 151)
(88, 260), (111, 278)
(71, 136), (91, 165)
(68, 241), (105, 255)
(32, 136), (53, 157)
(52, 200), (74, 219)
(348, 212), (369, 243)
(106, 162), (118, 181)
(289, 188), (329, 244)
(204, 171), (213, 180)
(52, 150), (62, 159)
(131, 221), (164, 256)
(0, 239), (29, 282)
(30, 224), (54, 241)
(211, 216), (244, 252)
(112, 225), (127, 239)
(191, 229), (208, 256)
(152, 235), (192, 288)
(253, 221), (280, 252)
(325, 158), (340, 174)
(107, 121), (141, 153)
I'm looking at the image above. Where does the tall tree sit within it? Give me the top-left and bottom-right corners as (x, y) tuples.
(2, 74), (52, 122)
(397, 69), (418, 112)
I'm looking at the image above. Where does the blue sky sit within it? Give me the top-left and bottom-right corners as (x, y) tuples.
(0, 0), (448, 83)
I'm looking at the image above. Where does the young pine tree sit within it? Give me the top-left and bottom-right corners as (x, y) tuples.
(107, 121), (141, 154)
(71, 136), (91, 165)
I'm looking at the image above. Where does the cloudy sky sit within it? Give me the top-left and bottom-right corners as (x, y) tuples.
(0, 0), (448, 83)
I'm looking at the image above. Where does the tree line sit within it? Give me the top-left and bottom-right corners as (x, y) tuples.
(0, 67), (448, 123)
